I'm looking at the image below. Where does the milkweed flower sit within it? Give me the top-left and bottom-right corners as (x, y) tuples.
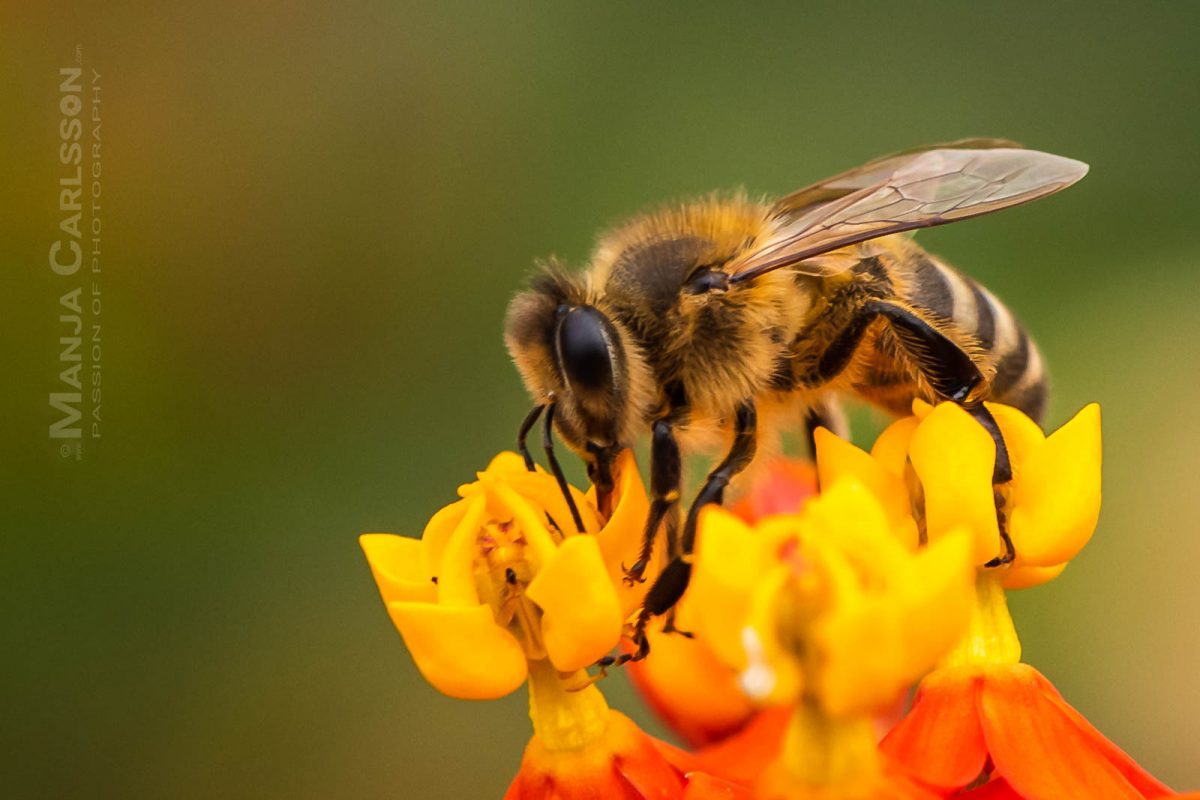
(625, 458), (819, 751)
(851, 401), (1180, 798)
(362, 451), (700, 798)
(681, 477), (977, 798)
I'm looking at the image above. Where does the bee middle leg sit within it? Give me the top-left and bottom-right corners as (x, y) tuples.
(601, 401), (756, 667)
(621, 414), (682, 586)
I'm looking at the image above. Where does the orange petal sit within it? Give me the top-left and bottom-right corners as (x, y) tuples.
(955, 776), (1025, 799)
(909, 403), (1000, 564)
(626, 622), (756, 748)
(881, 666), (989, 792)
(730, 457), (819, 521)
(525, 534), (624, 672)
(359, 533), (436, 603)
(508, 710), (686, 800)
(1035, 670), (1173, 798)
(979, 663), (1148, 800)
(386, 601), (527, 699)
(682, 772), (752, 800)
(1008, 404), (1102, 568)
(693, 706), (790, 786)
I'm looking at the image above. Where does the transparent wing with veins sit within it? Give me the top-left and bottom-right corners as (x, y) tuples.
(728, 146), (1089, 284)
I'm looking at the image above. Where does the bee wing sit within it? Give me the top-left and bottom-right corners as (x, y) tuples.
(774, 138), (1024, 214)
(729, 147), (1088, 283)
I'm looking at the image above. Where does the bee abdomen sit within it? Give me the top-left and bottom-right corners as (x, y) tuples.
(904, 255), (1047, 422)
(968, 278), (1047, 423)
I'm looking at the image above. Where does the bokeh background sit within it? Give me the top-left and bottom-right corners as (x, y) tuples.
(3, 2), (1199, 797)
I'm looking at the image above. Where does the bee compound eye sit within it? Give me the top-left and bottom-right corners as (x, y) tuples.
(556, 306), (615, 395)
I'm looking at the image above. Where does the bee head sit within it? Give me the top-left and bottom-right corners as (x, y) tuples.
(505, 268), (648, 452)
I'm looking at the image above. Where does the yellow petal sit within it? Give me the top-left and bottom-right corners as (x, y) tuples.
(1008, 404), (1102, 567)
(593, 450), (656, 617)
(871, 416), (919, 478)
(1002, 562), (1067, 589)
(743, 565), (804, 704)
(525, 535), (624, 672)
(912, 398), (934, 419)
(895, 529), (975, 676)
(910, 403), (1000, 564)
(484, 479), (559, 570)
(816, 596), (905, 716)
(434, 493), (487, 607)
(418, 498), (472, 579)
(985, 402), (1046, 483)
(387, 601), (528, 699)
(803, 478), (910, 560)
(685, 507), (765, 670)
(482, 450), (530, 479)
(815, 430), (914, 543)
(496, 469), (602, 536)
(360, 534), (436, 604)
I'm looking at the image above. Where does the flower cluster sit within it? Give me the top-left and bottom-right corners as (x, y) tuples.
(361, 401), (1193, 799)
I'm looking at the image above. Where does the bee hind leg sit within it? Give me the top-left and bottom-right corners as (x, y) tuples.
(867, 301), (1018, 566)
(967, 404), (1016, 567)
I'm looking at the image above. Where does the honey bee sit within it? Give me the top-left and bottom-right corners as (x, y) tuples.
(504, 139), (1087, 661)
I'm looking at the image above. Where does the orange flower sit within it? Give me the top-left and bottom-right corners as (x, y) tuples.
(881, 577), (1175, 799)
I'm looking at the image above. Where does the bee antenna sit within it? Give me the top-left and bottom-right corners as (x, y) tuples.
(543, 403), (587, 533)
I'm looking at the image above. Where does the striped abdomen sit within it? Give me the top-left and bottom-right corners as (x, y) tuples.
(902, 253), (1047, 422)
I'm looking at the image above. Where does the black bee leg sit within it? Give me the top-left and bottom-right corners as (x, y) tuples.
(622, 415), (681, 586)
(616, 402), (758, 660)
(803, 400), (848, 491)
(867, 300), (986, 403)
(681, 401), (757, 556)
(542, 403), (586, 533)
(517, 404), (545, 471)
(629, 401), (757, 650)
(871, 302), (1019, 567)
(968, 404), (1017, 567)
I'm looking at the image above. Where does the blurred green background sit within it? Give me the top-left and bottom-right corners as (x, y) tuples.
(3, 2), (1199, 797)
